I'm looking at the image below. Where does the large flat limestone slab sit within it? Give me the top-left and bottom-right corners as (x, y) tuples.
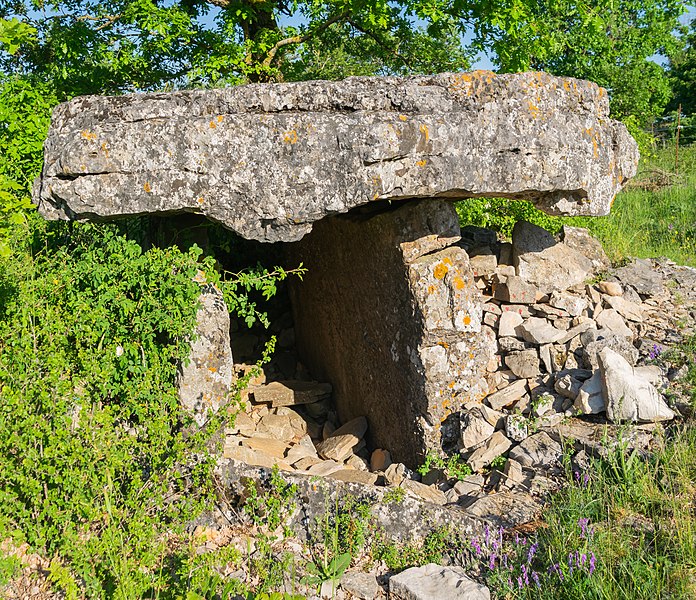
(35, 71), (638, 243)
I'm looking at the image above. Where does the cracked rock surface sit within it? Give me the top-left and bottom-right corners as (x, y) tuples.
(34, 71), (638, 242)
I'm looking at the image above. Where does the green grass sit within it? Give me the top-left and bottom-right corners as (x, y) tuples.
(456, 143), (696, 267)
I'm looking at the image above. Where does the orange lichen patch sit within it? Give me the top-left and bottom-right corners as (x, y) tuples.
(453, 276), (466, 290)
(217, 115), (224, 123)
(448, 381), (456, 389)
(468, 352), (475, 360)
(463, 314), (472, 326)
(283, 130), (298, 144)
(209, 120), (217, 129)
(433, 262), (449, 279)
(197, 197), (205, 205)
(80, 129), (97, 141)
(419, 123), (430, 142)
(593, 138), (599, 159)
(100, 142), (109, 158)
(416, 159), (428, 167)
(399, 114), (408, 121)
(143, 182), (152, 193)
(437, 341), (449, 349)
(208, 367), (218, 373)
(528, 101), (540, 119)
(427, 284), (436, 294)
(442, 257), (453, 266)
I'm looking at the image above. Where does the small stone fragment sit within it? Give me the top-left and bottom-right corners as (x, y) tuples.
(467, 431), (512, 471)
(485, 379), (528, 410)
(401, 480), (447, 505)
(596, 309), (633, 338)
(250, 380), (332, 407)
(341, 571), (380, 600)
(605, 295), (644, 322)
(370, 448), (392, 471)
(573, 371), (605, 414)
(554, 374), (582, 400)
(460, 407), (496, 450)
(493, 275), (539, 304)
(504, 414), (529, 442)
(597, 280), (623, 296)
(498, 311), (524, 337)
(517, 317), (565, 345)
(508, 432), (562, 469)
(561, 225), (611, 272)
(327, 469), (378, 486)
(505, 349), (541, 379)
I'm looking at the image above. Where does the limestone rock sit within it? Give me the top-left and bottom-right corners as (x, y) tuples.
(460, 407), (495, 450)
(508, 432), (562, 469)
(493, 275), (539, 304)
(341, 571), (379, 600)
(467, 431), (512, 471)
(504, 349), (540, 379)
(614, 259), (666, 298)
(573, 371), (605, 415)
(37, 73), (638, 242)
(370, 448), (392, 472)
(401, 480), (447, 505)
(517, 317), (565, 345)
(512, 221), (595, 294)
(327, 469), (378, 486)
(605, 295), (644, 322)
(596, 309), (633, 337)
(466, 491), (541, 528)
(505, 414), (529, 442)
(485, 379), (528, 410)
(178, 285), (234, 427)
(583, 332), (639, 369)
(561, 225), (611, 272)
(288, 200), (493, 466)
(498, 311), (523, 338)
(389, 564), (490, 600)
(250, 380), (332, 407)
(598, 348), (675, 423)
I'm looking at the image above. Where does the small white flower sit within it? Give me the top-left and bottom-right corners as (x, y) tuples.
(115, 345), (124, 357)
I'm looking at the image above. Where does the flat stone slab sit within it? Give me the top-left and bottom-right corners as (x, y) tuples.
(35, 71), (638, 242)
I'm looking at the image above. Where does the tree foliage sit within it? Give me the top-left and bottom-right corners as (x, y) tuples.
(668, 17), (696, 117)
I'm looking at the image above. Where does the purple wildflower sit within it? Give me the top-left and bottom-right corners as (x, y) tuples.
(580, 553), (587, 566)
(532, 571), (541, 588)
(589, 552), (597, 575)
(649, 344), (663, 360)
(574, 470), (580, 483)
(484, 524), (490, 546)
(489, 553), (497, 570)
(578, 517), (590, 538)
(568, 552), (575, 575)
(471, 538), (482, 556)
(527, 541), (539, 563)
(521, 564), (530, 585)
(583, 472), (590, 487)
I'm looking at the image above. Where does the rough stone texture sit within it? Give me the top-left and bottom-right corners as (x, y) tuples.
(340, 571), (379, 600)
(178, 284), (234, 426)
(598, 348), (675, 423)
(209, 461), (486, 544)
(287, 200), (494, 466)
(35, 72), (638, 242)
(389, 564), (490, 600)
(513, 221), (595, 294)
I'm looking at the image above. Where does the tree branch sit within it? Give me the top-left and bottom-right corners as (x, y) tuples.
(347, 18), (412, 68)
(261, 11), (349, 69)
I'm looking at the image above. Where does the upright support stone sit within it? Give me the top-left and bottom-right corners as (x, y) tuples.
(287, 200), (495, 466)
(178, 283), (234, 426)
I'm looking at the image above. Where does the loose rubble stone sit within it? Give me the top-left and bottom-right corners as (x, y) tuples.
(178, 285), (234, 426)
(550, 292), (588, 317)
(517, 317), (565, 345)
(389, 564), (490, 600)
(384, 463), (418, 486)
(485, 379), (528, 410)
(498, 337), (526, 352)
(327, 469), (379, 486)
(605, 295), (644, 322)
(596, 308), (633, 337)
(598, 348), (675, 423)
(498, 311), (524, 338)
(37, 73), (638, 242)
(508, 432), (562, 469)
(453, 474), (485, 496)
(583, 333), (639, 369)
(470, 253), (498, 278)
(460, 407), (496, 449)
(401, 480), (447, 505)
(597, 280), (623, 296)
(505, 414), (529, 442)
(250, 380), (332, 407)
(574, 371), (605, 414)
(242, 437), (291, 459)
(493, 275), (539, 304)
(467, 431), (512, 471)
(512, 221), (595, 295)
(341, 571), (379, 600)
(467, 491), (542, 528)
(561, 225), (611, 272)
(614, 259), (666, 298)
(554, 374), (582, 400)
(505, 349), (540, 379)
